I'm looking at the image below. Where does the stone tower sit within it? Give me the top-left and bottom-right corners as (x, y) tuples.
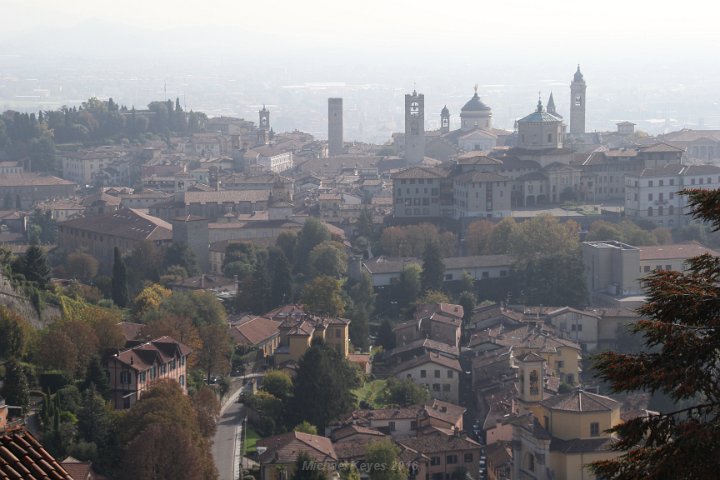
(259, 105), (270, 131)
(570, 66), (586, 135)
(171, 215), (210, 273)
(404, 90), (425, 165)
(328, 98), (343, 156)
(257, 105), (270, 146)
(440, 105), (450, 134)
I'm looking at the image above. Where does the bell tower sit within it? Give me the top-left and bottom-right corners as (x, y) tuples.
(570, 65), (586, 135)
(440, 105), (450, 134)
(404, 90), (425, 165)
(259, 105), (270, 132)
(516, 352), (546, 418)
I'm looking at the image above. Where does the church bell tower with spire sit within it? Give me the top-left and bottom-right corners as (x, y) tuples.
(570, 65), (586, 135)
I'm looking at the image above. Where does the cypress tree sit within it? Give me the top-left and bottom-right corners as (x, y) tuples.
(420, 242), (445, 293)
(111, 247), (129, 307)
(270, 253), (293, 308)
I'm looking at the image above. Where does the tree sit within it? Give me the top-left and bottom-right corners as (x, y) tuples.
(192, 386), (221, 438)
(142, 313), (202, 368)
(376, 320), (396, 350)
(119, 381), (216, 479)
(507, 215), (580, 264)
(197, 322), (232, 383)
(348, 304), (370, 352)
(1, 359), (30, 414)
(289, 342), (359, 430)
(590, 188), (720, 480)
(121, 423), (205, 480)
(421, 242), (444, 293)
(520, 252), (587, 308)
(293, 451), (328, 480)
(262, 370), (293, 402)
(111, 247), (129, 308)
(276, 231), (298, 265)
(77, 385), (111, 449)
(301, 276), (345, 317)
(0, 306), (30, 360)
(365, 440), (408, 480)
(394, 263), (422, 313)
(271, 252), (293, 308)
(357, 207), (374, 240)
(416, 290), (450, 305)
(65, 252), (99, 282)
(294, 218), (331, 274)
(82, 355), (110, 396)
(382, 377), (428, 407)
(457, 291), (476, 326)
(293, 421), (318, 435)
(35, 329), (78, 373)
(236, 255), (271, 314)
(131, 283), (172, 318)
(23, 245), (51, 288)
(163, 242), (200, 276)
(308, 241), (348, 279)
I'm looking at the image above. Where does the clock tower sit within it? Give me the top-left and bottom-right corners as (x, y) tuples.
(404, 90), (425, 165)
(570, 66), (586, 135)
(259, 105), (270, 132)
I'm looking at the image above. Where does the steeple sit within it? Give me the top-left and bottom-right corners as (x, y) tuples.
(547, 92), (557, 116)
(570, 65), (587, 135)
(536, 92), (544, 113)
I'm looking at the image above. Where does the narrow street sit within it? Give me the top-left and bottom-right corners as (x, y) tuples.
(213, 374), (265, 480)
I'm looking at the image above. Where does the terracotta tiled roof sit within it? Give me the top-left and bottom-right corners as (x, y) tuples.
(391, 166), (447, 180)
(388, 339), (460, 358)
(113, 336), (191, 372)
(423, 399), (465, 425)
(60, 208), (171, 242)
(540, 389), (619, 413)
(398, 430), (480, 454)
(392, 352), (462, 375)
(61, 456), (93, 480)
(638, 242), (718, 261)
(0, 173), (76, 187)
(117, 321), (145, 342)
(229, 316), (280, 346)
(0, 429), (73, 479)
(257, 431), (337, 465)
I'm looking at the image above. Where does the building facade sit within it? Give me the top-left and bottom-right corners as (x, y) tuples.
(328, 97), (343, 156)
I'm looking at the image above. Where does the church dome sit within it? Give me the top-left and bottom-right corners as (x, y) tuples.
(461, 92), (491, 112)
(441, 105), (449, 115)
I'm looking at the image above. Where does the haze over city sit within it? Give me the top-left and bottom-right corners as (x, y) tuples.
(3, 0), (720, 142)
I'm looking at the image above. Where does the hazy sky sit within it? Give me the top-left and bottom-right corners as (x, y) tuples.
(5, 0), (719, 55)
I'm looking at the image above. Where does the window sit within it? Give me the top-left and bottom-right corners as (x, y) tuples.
(528, 454), (535, 472)
(692, 178), (696, 185)
(431, 457), (440, 466)
(566, 374), (574, 384)
(410, 420), (417, 430)
(500, 270), (507, 277)
(648, 207), (653, 217)
(179, 375), (185, 387)
(591, 422), (600, 437)
(433, 384), (441, 391)
(120, 370), (131, 384)
(482, 271), (489, 279)
(443, 384), (451, 392)
(670, 179), (675, 186)
(464, 453), (473, 464)
(669, 205), (674, 215)
(644, 266), (651, 272)
(447, 370), (454, 378)
(666, 265), (672, 270)
(446, 455), (458, 465)
(389, 421), (396, 431)
(648, 180), (653, 187)
(556, 360), (564, 369)
(151, 366), (157, 379)
(648, 193), (653, 201)
(434, 370), (441, 378)
(659, 180), (664, 186)
(420, 370), (427, 378)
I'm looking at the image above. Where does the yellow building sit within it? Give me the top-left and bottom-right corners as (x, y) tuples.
(511, 354), (623, 480)
(272, 308), (350, 364)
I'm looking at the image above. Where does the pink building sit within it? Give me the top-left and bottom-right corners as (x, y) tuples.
(107, 336), (191, 409)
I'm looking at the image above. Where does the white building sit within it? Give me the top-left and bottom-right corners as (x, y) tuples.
(625, 164), (720, 227)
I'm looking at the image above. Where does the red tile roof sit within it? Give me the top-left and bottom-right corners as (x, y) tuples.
(0, 430), (73, 479)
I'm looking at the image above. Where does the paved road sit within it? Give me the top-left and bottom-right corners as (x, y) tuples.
(213, 374), (265, 480)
